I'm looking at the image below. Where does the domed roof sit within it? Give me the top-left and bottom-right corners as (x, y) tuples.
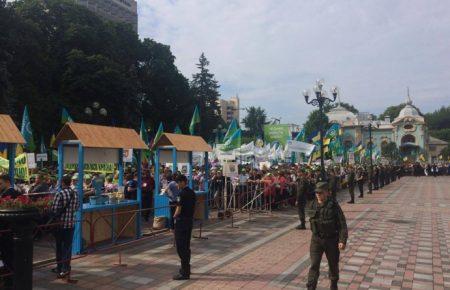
(326, 104), (357, 124)
(392, 91), (425, 124)
(397, 94), (419, 118)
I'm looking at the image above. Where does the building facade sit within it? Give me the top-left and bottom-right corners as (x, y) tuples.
(218, 96), (240, 124)
(326, 93), (447, 162)
(73, 0), (138, 31)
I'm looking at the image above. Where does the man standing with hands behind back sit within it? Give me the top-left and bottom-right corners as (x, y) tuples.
(173, 175), (196, 280)
(306, 181), (348, 290)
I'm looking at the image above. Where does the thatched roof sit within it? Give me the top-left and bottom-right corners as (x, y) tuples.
(55, 122), (148, 149)
(154, 133), (212, 152)
(0, 114), (25, 144)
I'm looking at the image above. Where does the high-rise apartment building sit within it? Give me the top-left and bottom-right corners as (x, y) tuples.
(73, 0), (138, 31)
(218, 96), (240, 124)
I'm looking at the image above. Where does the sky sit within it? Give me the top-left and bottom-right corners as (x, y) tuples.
(138, 0), (450, 125)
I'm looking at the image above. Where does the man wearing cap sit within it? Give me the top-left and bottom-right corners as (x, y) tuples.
(306, 181), (348, 290)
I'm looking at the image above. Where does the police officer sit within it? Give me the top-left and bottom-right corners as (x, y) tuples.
(347, 166), (355, 204)
(296, 172), (308, 230)
(306, 182), (348, 290)
(173, 175), (196, 280)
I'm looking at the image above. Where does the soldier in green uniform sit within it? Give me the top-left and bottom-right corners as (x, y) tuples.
(306, 182), (348, 290)
(295, 171), (308, 230)
(347, 166), (355, 204)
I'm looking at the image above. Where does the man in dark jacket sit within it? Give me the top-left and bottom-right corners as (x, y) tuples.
(347, 166), (355, 204)
(173, 175), (196, 280)
(306, 182), (348, 290)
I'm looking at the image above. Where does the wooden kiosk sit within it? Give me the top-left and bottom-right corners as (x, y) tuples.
(0, 115), (26, 186)
(54, 123), (148, 254)
(153, 133), (212, 223)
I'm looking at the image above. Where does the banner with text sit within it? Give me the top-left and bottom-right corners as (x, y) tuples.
(264, 124), (290, 146)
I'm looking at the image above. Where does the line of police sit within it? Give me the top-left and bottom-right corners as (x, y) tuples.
(295, 164), (402, 290)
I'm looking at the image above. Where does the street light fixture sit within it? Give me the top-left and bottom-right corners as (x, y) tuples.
(213, 124), (227, 144)
(303, 79), (338, 181)
(84, 102), (108, 124)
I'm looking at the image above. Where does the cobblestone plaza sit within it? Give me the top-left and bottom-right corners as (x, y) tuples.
(33, 176), (450, 289)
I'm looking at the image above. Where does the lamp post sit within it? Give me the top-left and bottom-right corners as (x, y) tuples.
(303, 79), (338, 181)
(84, 102), (108, 125)
(213, 124), (227, 144)
(367, 115), (379, 194)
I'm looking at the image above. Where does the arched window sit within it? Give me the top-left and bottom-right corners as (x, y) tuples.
(401, 134), (415, 144)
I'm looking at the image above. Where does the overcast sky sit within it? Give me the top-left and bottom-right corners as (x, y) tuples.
(138, 0), (450, 124)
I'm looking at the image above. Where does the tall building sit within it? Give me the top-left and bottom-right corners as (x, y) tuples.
(73, 0), (138, 31)
(326, 91), (448, 162)
(218, 96), (240, 124)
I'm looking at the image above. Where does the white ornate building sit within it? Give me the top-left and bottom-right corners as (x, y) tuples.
(326, 92), (448, 162)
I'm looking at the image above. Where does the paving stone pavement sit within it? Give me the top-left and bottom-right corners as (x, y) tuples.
(33, 176), (450, 289)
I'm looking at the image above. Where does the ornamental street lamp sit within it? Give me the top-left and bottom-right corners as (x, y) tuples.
(303, 79), (338, 181)
(213, 124), (227, 144)
(366, 115), (380, 194)
(84, 102), (108, 125)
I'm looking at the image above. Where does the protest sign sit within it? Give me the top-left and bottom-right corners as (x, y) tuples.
(264, 124), (290, 146)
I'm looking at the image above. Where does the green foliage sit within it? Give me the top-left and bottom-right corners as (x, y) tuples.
(242, 106), (267, 138)
(0, 0), (198, 148)
(303, 109), (329, 140)
(190, 53), (222, 140)
(381, 141), (400, 161)
(430, 128), (450, 142)
(378, 103), (423, 121)
(425, 106), (450, 130)
(324, 102), (359, 114)
(441, 145), (450, 160)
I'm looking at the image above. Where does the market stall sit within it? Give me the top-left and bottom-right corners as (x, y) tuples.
(153, 133), (212, 224)
(54, 122), (148, 254)
(0, 114), (26, 186)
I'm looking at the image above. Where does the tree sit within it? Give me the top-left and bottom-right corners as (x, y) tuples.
(381, 141), (400, 161)
(425, 106), (450, 142)
(242, 106), (267, 138)
(303, 109), (329, 141)
(378, 103), (423, 121)
(0, 0), (198, 148)
(190, 53), (222, 139)
(324, 102), (359, 114)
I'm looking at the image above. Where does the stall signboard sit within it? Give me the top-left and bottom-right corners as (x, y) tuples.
(0, 153), (30, 180)
(64, 163), (115, 174)
(123, 149), (133, 163)
(264, 124), (290, 146)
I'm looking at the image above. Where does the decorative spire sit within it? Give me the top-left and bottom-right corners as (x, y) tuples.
(406, 87), (412, 105)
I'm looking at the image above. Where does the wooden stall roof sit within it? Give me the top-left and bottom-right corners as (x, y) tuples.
(55, 122), (148, 149)
(0, 114), (25, 144)
(154, 133), (212, 152)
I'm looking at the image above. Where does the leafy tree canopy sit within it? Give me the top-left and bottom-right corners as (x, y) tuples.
(242, 106), (268, 138)
(303, 109), (329, 140)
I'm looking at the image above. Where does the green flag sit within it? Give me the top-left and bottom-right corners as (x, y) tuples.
(152, 122), (164, 147)
(294, 128), (306, 142)
(223, 119), (238, 143)
(174, 125), (182, 134)
(61, 107), (74, 124)
(220, 128), (241, 151)
(140, 118), (149, 144)
(21, 105), (36, 152)
(189, 106), (200, 135)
